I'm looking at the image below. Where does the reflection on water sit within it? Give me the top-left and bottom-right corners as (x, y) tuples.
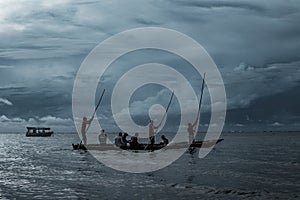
(0, 132), (299, 199)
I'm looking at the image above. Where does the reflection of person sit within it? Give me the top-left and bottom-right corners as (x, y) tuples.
(149, 120), (160, 146)
(98, 129), (107, 144)
(81, 116), (94, 145)
(160, 135), (169, 146)
(188, 117), (198, 144)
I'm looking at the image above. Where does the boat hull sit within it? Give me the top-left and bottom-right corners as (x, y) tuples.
(26, 132), (54, 137)
(72, 139), (223, 151)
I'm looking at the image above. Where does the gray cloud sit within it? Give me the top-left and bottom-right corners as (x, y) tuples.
(0, 65), (14, 69)
(162, 0), (300, 67)
(0, 0), (299, 131)
(135, 17), (162, 26)
(226, 61), (300, 103)
(175, 0), (265, 12)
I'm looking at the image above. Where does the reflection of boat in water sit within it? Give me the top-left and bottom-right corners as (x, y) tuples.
(26, 127), (54, 137)
(72, 139), (223, 151)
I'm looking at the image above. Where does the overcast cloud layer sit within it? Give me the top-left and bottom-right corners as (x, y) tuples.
(0, 0), (299, 132)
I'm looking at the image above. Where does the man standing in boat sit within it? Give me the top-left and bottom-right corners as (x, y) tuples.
(81, 116), (94, 145)
(188, 116), (199, 144)
(149, 119), (160, 146)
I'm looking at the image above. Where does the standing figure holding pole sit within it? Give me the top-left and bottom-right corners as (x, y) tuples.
(81, 116), (94, 145)
(148, 119), (160, 147)
(148, 91), (174, 147)
(80, 89), (106, 146)
(188, 118), (198, 144)
(188, 73), (206, 144)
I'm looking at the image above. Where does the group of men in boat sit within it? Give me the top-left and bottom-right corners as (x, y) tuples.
(114, 132), (136, 148)
(81, 115), (198, 147)
(113, 131), (169, 148)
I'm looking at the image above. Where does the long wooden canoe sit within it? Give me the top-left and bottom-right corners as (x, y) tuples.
(72, 139), (223, 151)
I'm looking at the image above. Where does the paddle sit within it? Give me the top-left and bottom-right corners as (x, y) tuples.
(80, 89), (106, 145)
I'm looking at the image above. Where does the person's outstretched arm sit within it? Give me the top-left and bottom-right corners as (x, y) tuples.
(87, 116), (94, 124)
(154, 123), (161, 129)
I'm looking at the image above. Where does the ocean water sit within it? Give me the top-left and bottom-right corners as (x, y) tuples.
(0, 132), (299, 199)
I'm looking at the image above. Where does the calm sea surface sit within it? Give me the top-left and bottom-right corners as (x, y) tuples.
(0, 132), (299, 199)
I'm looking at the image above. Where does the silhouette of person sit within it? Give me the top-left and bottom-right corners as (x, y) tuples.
(129, 133), (139, 149)
(98, 129), (107, 144)
(149, 120), (160, 146)
(81, 116), (94, 145)
(188, 117), (198, 144)
(122, 133), (129, 146)
(115, 132), (124, 147)
(160, 135), (169, 146)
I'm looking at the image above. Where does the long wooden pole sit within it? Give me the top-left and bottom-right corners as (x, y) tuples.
(80, 89), (106, 145)
(158, 91), (174, 126)
(194, 73), (206, 127)
(198, 73), (206, 115)
(145, 91), (174, 150)
(85, 89), (106, 134)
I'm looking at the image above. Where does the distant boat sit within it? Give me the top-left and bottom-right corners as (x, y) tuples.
(72, 139), (223, 151)
(26, 127), (54, 137)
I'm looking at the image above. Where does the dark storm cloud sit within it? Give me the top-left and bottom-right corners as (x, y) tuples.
(223, 83), (300, 131)
(247, 85), (300, 122)
(163, 0), (300, 67)
(0, 57), (78, 127)
(175, 0), (265, 12)
(0, 0), (299, 131)
(135, 18), (162, 26)
(0, 84), (26, 92)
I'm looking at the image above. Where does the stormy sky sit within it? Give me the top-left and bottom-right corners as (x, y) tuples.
(0, 0), (300, 132)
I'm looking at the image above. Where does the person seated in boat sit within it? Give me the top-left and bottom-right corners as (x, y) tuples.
(98, 129), (107, 144)
(122, 133), (129, 146)
(129, 133), (139, 148)
(160, 135), (169, 146)
(81, 116), (94, 145)
(187, 116), (198, 144)
(114, 132), (124, 147)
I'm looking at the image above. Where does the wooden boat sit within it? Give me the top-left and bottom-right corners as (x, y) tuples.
(72, 139), (223, 151)
(73, 80), (225, 152)
(26, 127), (54, 137)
